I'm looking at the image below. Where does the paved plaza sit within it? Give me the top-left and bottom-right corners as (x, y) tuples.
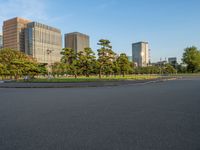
(0, 78), (200, 150)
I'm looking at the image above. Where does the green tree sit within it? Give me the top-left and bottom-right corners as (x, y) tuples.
(77, 48), (96, 77)
(182, 46), (200, 73)
(128, 62), (134, 74)
(162, 64), (177, 74)
(134, 66), (160, 74)
(70, 59), (80, 78)
(97, 39), (116, 78)
(177, 63), (187, 73)
(0, 63), (7, 79)
(117, 53), (132, 77)
(112, 61), (120, 76)
(60, 48), (78, 78)
(37, 64), (48, 76)
(52, 62), (67, 77)
(0, 48), (39, 79)
(61, 48), (76, 64)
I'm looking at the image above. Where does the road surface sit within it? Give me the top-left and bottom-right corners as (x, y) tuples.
(0, 78), (200, 150)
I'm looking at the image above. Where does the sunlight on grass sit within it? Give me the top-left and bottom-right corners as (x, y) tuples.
(21, 75), (161, 83)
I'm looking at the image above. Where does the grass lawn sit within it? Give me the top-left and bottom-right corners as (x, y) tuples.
(19, 75), (162, 83)
(174, 73), (200, 77)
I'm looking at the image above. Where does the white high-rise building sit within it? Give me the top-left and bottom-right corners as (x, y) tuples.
(132, 42), (150, 67)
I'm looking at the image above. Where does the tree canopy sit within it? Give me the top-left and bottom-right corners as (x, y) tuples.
(3, 38), (194, 80)
(182, 46), (200, 73)
(117, 53), (132, 77)
(0, 48), (41, 79)
(97, 39), (116, 78)
(77, 48), (96, 77)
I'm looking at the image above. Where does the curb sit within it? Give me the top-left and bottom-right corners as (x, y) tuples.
(0, 78), (178, 88)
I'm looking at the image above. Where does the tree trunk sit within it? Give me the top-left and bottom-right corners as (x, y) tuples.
(15, 75), (19, 80)
(99, 72), (102, 79)
(99, 68), (102, 79)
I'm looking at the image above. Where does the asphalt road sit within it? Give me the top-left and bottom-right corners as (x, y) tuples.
(0, 78), (200, 150)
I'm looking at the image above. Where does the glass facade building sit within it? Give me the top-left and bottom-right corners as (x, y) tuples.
(25, 22), (62, 64)
(65, 32), (89, 53)
(132, 42), (150, 67)
(3, 17), (31, 52)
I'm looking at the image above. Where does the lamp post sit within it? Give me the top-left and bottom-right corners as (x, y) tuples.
(47, 49), (54, 79)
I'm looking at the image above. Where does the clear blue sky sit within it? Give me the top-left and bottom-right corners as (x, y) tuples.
(0, 0), (200, 62)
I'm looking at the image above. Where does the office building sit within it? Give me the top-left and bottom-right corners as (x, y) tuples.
(65, 32), (89, 53)
(0, 33), (2, 48)
(25, 22), (62, 64)
(132, 42), (149, 67)
(168, 57), (177, 65)
(3, 17), (31, 52)
(168, 57), (178, 68)
(3, 17), (62, 64)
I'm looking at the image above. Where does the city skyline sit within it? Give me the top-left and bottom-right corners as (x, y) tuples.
(0, 0), (200, 63)
(3, 17), (62, 64)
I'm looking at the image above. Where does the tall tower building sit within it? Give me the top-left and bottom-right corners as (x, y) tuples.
(132, 42), (149, 67)
(0, 33), (3, 48)
(65, 32), (89, 53)
(3, 17), (31, 52)
(25, 22), (62, 64)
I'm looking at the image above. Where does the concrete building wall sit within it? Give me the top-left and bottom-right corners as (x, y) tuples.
(132, 42), (149, 67)
(3, 17), (31, 52)
(65, 32), (89, 53)
(25, 22), (62, 64)
(65, 33), (76, 51)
